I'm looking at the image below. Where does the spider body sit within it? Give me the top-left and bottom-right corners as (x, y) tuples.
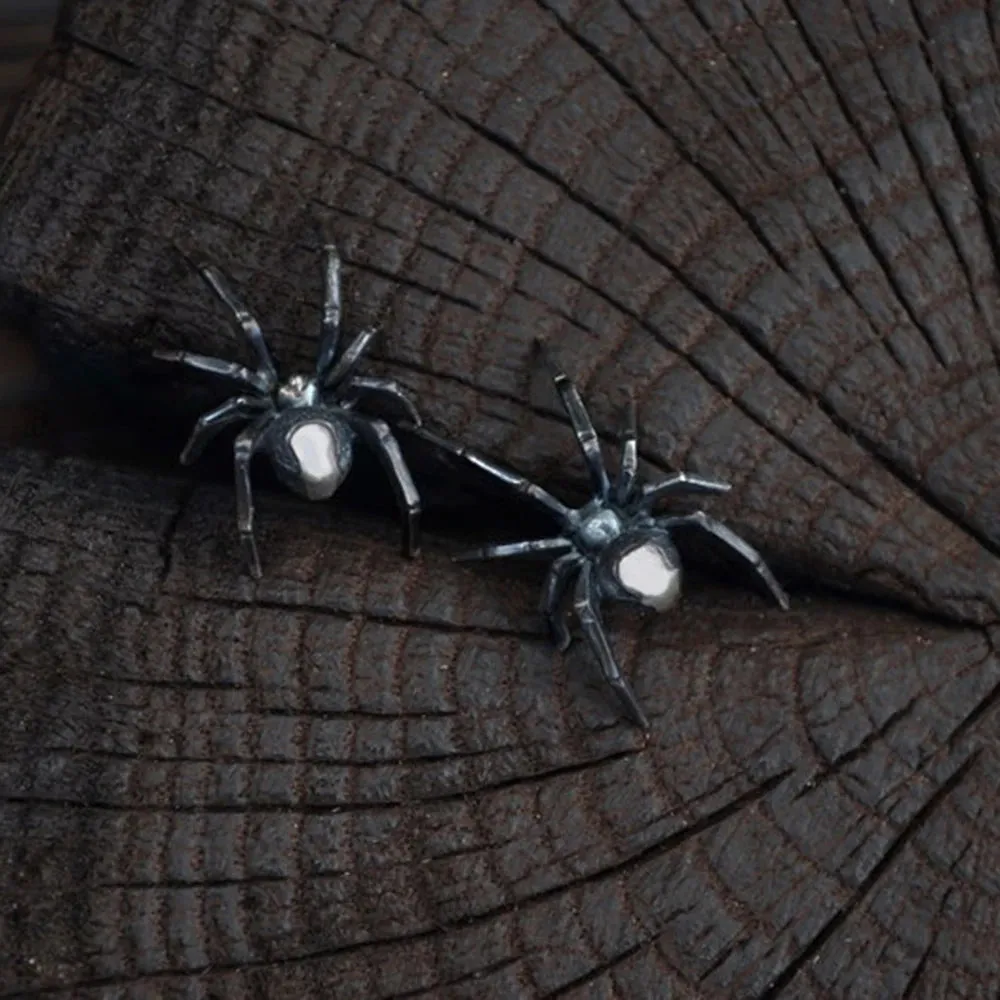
(156, 245), (422, 578)
(596, 529), (683, 612)
(429, 341), (789, 729)
(259, 405), (355, 501)
(560, 502), (681, 611)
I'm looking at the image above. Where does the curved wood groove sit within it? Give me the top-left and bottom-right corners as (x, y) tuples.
(4, 2), (1000, 997)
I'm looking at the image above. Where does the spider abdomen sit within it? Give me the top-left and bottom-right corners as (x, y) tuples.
(265, 408), (355, 501)
(600, 530), (683, 613)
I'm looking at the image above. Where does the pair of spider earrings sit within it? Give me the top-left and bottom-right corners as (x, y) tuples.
(156, 246), (789, 729)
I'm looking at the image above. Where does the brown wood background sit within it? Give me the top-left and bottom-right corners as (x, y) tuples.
(4, 1), (1000, 997)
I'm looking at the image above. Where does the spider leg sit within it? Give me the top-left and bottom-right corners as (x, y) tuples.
(573, 563), (650, 729)
(179, 396), (271, 466)
(196, 262), (278, 388)
(342, 375), (422, 426)
(416, 428), (573, 525)
(153, 350), (270, 394)
(233, 413), (273, 579)
(455, 537), (574, 562)
(315, 243), (343, 380)
(346, 415), (421, 557)
(536, 339), (610, 499)
(641, 472), (731, 509)
(659, 510), (790, 609)
(321, 328), (377, 390)
(540, 552), (582, 651)
(616, 393), (638, 505)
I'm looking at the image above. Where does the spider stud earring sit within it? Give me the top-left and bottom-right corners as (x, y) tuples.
(429, 341), (789, 729)
(155, 244), (422, 578)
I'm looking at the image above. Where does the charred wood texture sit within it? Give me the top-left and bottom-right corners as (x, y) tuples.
(0, 0), (58, 125)
(3, 1), (1000, 997)
(0, 1), (59, 443)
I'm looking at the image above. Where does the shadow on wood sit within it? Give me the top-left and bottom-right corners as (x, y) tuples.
(3, 2), (1000, 997)
(0, 0), (59, 129)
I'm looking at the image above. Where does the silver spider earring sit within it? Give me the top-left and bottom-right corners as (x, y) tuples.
(425, 341), (789, 728)
(155, 244), (422, 578)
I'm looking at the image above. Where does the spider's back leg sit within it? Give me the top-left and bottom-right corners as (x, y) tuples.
(573, 563), (650, 729)
(347, 414), (421, 556)
(233, 413), (273, 579)
(660, 510), (789, 609)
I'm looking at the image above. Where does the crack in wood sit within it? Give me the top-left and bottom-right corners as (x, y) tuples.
(6, 3), (1000, 996)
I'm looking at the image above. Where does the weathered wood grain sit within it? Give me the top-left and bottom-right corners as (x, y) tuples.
(0, 2), (59, 443)
(1, 452), (997, 998)
(4, 1), (1000, 997)
(4, 0), (1000, 618)
(0, 0), (59, 128)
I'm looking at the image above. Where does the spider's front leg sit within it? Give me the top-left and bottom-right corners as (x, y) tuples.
(321, 329), (377, 390)
(315, 243), (343, 378)
(179, 396), (271, 466)
(573, 563), (650, 729)
(616, 395), (639, 504)
(536, 339), (611, 499)
(232, 414), (272, 579)
(641, 472), (732, 508)
(416, 428), (573, 523)
(345, 375), (422, 427)
(456, 537), (574, 561)
(195, 260), (279, 387)
(660, 510), (790, 609)
(153, 350), (271, 395)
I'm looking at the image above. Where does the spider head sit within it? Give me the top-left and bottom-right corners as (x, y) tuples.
(270, 415), (355, 501)
(277, 374), (320, 409)
(599, 530), (682, 612)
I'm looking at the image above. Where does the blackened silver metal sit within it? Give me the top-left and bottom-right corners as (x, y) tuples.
(439, 340), (789, 729)
(156, 244), (422, 578)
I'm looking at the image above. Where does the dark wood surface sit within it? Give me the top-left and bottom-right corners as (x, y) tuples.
(0, 1), (59, 126)
(0, 2), (59, 444)
(3, 2), (1000, 997)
